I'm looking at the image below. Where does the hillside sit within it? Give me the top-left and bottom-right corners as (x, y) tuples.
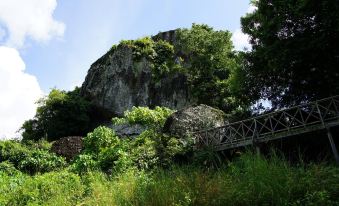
(1, 0), (339, 205)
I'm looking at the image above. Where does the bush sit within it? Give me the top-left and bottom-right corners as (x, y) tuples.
(0, 161), (20, 175)
(23, 139), (52, 151)
(71, 154), (99, 174)
(83, 126), (119, 154)
(73, 126), (129, 174)
(98, 141), (132, 173)
(4, 171), (84, 206)
(130, 130), (159, 170)
(0, 140), (31, 166)
(130, 129), (189, 169)
(18, 150), (66, 174)
(0, 140), (67, 175)
(112, 106), (174, 128)
(120, 37), (178, 81)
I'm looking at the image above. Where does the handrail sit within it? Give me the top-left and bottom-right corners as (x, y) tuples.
(192, 95), (339, 151)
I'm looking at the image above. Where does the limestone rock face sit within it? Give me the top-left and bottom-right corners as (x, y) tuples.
(110, 123), (147, 139)
(51, 136), (83, 161)
(81, 31), (193, 117)
(163, 104), (226, 137)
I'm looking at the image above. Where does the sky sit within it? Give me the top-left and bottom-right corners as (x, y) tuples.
(0, 0), (253, 139)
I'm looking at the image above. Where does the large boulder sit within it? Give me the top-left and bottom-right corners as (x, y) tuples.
(80, 30), (194, 117)
(51, 136), (83, 161)
(163, 104), (226, 137)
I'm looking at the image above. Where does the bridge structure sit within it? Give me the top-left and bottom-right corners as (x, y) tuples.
(192, 95), (339, 163)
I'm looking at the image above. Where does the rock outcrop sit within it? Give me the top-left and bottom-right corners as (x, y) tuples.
(51, 136), (83, 161)
(110, 123), (147, 139)
(163, 104), (226, 137)
(81, 31), (194, 117)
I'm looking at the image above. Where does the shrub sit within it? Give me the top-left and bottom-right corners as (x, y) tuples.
(83, 126), (119, 154)
(98, 141), (132, 173)
(0, 161), (20, 175)
(119, 37), (181, 82)
(112, 106), (174, 128)
(5, 171), (84, 206)
(18, 150), (66, 174)
(130, 130), (159, 170)
(131, 129), (188, 169)
(71, 154), (99, 174)
(0, 140), (31, 166)
(23, 139), (52, 151)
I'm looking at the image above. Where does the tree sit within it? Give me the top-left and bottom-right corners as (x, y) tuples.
(241, 0), (339, 109)
(21, 88), (92, 141)
(176, 24), (249, 115)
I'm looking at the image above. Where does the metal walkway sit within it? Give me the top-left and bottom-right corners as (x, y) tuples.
(193, 95), (339, 162)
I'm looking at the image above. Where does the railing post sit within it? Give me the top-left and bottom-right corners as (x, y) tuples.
(315, 101), (325, 125)
(193, 133), (197, 150)
(205, 130), (208, 146)
(326, 127), (339, 164)
(333, 96), (339, 115)
(253, 119), (260, 154)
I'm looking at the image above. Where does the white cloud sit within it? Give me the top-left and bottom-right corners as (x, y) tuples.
(0, 47), (43, 139)
(0, 0), (65, 48)
(230, 4), (257, 51)
(232, 29), (251, 51)
(0, 0), (64, 139)
(247, 5), (257, 13)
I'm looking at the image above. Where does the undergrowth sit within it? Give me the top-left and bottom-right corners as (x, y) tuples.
(0, 153), (338, 206)
(0, 107), (338, 205)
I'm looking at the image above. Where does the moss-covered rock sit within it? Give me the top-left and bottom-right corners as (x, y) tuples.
(163, 104), (226, 137)
(81, 31), (194, 117)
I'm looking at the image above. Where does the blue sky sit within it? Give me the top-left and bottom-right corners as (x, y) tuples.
(23, 0), (252, 92)
(0, 0), (252, 138)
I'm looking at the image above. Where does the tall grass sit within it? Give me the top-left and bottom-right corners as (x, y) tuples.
(0, 152), (338, 206)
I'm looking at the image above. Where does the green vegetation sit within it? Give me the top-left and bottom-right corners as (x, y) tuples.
(7, 1), (339, 205)
(0, 152), (338, 206)
(0, 140), (66, 175)
(176, 24), (248, 114)
(21, 87), (92, 142)
(1, 106), (338, 205)
(72, 107), (187, 173)
(110, 24), (248, 115)
(241, 0), (339, 109)
(112, 106), (174, 128)
(120, 37), (181, 81)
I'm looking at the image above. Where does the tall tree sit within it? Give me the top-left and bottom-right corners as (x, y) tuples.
(21, 88), (92, 141)
(242, 0), (339, 109)
(176, 24), (249, 115)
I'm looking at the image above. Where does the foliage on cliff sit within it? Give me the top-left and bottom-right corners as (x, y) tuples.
(109, 24), (249, 115)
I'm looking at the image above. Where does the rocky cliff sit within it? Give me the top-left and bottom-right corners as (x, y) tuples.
(81, 31), (194, 117)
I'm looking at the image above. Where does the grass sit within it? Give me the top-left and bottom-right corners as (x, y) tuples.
(0, 152), (338, 206)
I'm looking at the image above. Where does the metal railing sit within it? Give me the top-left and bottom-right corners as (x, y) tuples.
(193, 95), (339, 151)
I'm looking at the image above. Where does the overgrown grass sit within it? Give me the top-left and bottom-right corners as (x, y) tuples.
(0, 152), (338, 206)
